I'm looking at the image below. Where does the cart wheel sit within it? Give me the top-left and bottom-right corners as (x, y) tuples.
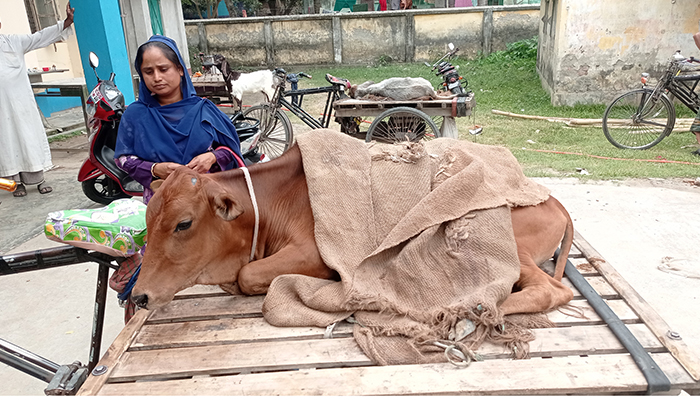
(365, 107), (442, 143)
(243, 104), (294, 159)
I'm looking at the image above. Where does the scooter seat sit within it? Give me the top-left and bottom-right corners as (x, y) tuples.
(230, 113), (260, 141)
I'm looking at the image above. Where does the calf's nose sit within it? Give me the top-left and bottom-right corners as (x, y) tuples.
(132, 293), (149, 309)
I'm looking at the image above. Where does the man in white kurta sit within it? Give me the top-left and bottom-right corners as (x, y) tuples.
(0, 3), (74, 197)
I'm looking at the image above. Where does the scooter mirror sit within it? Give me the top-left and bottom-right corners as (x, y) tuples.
(89, 52), (100, 69)
(448, 43), (455, 51)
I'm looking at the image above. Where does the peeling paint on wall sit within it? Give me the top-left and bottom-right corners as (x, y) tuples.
(185, 7), (540, 69)
(539, 0), (700, 106)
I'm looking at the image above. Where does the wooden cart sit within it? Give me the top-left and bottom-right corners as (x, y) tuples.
(333, 93), (476, 141)
(191, 72), (232, 105)
(78, 231), (700, 396)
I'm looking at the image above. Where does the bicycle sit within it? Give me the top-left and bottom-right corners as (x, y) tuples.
(602, 51), (700, 150)
(241, 69), (356, 159)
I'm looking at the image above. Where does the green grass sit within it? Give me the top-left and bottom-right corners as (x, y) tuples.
(289, 39), (700, 180)
(47, 128), (85, 143)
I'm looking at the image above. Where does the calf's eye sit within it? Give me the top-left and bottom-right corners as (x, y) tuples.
(175, 220), (192, 232)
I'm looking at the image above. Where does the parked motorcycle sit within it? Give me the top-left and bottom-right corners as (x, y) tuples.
(425, 43), (469, 95)
(78, 52), (264, 205)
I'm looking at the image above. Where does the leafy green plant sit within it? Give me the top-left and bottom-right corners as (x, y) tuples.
(376, 55), (393, 67)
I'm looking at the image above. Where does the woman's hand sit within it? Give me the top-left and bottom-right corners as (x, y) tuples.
(152, 162), (182, 180)
(187, 152), (217, 174)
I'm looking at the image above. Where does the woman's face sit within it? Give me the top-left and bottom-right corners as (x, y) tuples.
(140, 46), (184, 105)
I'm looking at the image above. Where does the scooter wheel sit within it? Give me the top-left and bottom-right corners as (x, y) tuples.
(82, 175), (130, 205)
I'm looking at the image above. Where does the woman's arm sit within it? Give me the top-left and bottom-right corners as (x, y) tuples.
(187, 146), (241, 173)
(115, 155), (155, 189)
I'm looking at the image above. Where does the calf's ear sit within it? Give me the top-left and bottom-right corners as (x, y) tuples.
(212, 193), (244, 221)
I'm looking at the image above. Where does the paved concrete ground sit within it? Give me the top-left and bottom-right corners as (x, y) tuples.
(1, 107), (700, 395)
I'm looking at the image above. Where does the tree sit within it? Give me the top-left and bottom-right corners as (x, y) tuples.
(222, 0), (239, 16)
(182, 0), (219, 19)
(182, 0), (301, 17)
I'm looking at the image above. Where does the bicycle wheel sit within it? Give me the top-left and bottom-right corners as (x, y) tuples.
(242, 104), (294, 159)
(602, 89), (675, 150)
(365, 107), (442, 143)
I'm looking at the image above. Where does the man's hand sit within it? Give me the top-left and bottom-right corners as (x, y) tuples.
(64, 2), (74, 30)
(152, 162), (183, 180)
(187, 152), (217, 174)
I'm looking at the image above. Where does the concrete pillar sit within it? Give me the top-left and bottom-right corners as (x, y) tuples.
(71, 0), (135, 104)
(263, 21), (274, 68)
(119, 0), (152, 81)
(405, 14), (415, 63)
(332, 16), (342, 64)
(481, 8), (493, 57)
(120, 0), (152, 60)
(197, 23), (209, 55)
(160, 0), (191, 69)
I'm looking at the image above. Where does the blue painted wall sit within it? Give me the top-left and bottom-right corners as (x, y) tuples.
(36, 90), (82, 117)
(70, 0), (135, 105)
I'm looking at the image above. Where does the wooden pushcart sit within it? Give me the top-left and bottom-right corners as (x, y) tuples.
(332, 93), (476, 141)
(77, 231), (700, 396)
(191, 72), (232, 105)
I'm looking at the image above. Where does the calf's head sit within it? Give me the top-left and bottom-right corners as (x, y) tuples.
(131, 167), (251, 309)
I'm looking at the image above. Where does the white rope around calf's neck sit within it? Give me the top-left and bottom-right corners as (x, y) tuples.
(240, 167), (259, 262)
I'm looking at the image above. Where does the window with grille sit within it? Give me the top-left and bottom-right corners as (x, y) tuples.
(24, 0), (59, 33)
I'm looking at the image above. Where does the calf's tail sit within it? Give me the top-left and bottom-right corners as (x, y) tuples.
(552, 197), (574, 282)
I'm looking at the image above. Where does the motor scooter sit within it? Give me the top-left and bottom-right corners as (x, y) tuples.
(78, 52), (264, 205)
(425, 43), (470, 95)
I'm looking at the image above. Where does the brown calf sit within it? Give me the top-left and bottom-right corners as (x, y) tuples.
(132, 143), (573, 316)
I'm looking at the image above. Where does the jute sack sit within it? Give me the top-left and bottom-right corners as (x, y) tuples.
(262, 129), (551, 365)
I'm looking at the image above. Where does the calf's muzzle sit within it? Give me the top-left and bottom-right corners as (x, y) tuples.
(132, 293), (149, 309)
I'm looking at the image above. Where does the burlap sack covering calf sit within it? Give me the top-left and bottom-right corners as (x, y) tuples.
(262, 129), (552, 365)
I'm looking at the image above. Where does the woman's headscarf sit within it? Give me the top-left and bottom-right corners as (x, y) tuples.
(115, 35), (242, 167)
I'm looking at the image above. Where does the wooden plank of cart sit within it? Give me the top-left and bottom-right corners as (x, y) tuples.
(191, 72), (232, 105)
(78, 231), (700, 396)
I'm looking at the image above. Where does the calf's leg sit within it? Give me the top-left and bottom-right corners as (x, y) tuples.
(500, 197), (574, 315)
(237, 243), (336, 295)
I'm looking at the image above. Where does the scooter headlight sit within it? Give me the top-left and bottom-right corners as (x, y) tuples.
(104, 87), (121, 102)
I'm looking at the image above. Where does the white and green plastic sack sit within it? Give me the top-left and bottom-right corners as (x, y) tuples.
(45, 198), (147, 258)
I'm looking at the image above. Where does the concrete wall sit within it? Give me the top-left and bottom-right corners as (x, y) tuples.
(185, 5), (540, 68)
(538, 0), (700, 106)
(2, 0), (82, 82)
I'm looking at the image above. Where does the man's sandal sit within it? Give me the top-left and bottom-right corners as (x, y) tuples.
(13, 183), (27, 197)
(38, 182), (53, 194)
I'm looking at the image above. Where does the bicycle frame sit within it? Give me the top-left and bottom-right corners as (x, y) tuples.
(668, 73), (700, 114)
(263, 70), (347, 132)
(646, 60), (700, 115)
(280, 86), (342, 130)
